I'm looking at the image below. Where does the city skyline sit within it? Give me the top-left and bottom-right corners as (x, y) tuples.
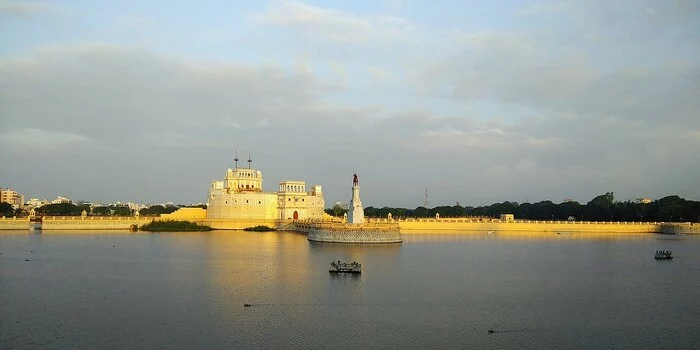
(1, 0), (699, 207)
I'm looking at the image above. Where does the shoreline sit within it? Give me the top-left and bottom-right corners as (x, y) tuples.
(1, 216), (698, 235)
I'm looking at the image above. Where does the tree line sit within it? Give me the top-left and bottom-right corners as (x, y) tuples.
(15, 203), (205, 217)
(5, 192), (699, 222)
(359, 193), (700, 222)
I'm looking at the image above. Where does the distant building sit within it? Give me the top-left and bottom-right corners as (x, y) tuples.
(126, 202), (145, 211)
(637, 198), (652, 204)
(500, 214), (514, 222)
(0, 187), (24, 208)
(51, 196), (72, 204)
(333, 201), (349, 211)
(26, 198), (48, 207)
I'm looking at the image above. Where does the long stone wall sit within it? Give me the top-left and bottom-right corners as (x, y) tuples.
(659, 223), (700, 235)
(307, 227), (403, 243)
(0, 217), (30, 230)
(398, 219), (659, 234)
(41, 216), (157, 230)
(4, 214), (699, 235)
(365, 218), (663, 234)
(295, 222), (403, 243)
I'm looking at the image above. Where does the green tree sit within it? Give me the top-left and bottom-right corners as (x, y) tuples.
(36, 203), (81, 216)
(139, 205), (176, 216)
(413, 206), (429, 217)
(110, 205), (131, 216)
(93, 206), (111, 215)
(0, 202), (14, 217)
(585, 192), (615, 221)
(331, 203), (348, 217)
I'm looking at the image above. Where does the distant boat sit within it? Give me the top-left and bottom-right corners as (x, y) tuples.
(329, 260), (361, 274)
(487, 231), (495, 235)
(654, 250), (673, 260)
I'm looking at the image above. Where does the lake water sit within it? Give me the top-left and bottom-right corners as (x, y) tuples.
(1, 231), (699, 349)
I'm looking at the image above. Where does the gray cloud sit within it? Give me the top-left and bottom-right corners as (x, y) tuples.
(254, 0), (417, 44)
(1, 1), (699, 207)
(0, 0), (58, 17)
(0, 128), (91, 152)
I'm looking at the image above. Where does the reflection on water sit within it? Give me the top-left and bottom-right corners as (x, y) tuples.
(1, 231), (699, 349)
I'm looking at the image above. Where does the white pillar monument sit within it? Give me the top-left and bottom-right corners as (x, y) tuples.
(347, 173), (364, 224)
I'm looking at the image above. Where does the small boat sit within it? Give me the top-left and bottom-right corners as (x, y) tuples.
(654, 250), (673, 260)
(329, 260), (361, 274)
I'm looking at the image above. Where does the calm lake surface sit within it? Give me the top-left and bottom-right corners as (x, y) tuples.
(1, 231), (699, 349)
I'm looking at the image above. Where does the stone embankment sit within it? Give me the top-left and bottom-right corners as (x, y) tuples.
(659, 222), (700, 235)
(2, 215), (699, 235)
(294, 221), (403, 243)
(392, 218), (659, 234)
(0, 217), (30, 230)
(41, 216), (157, 230)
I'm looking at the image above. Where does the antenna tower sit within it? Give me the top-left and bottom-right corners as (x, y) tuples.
(247, 153), (252, 169)
(424, 187), (429, 207)
(234, 149), (239, 168)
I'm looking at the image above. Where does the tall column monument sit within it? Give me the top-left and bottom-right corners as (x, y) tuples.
(347, 173), (364, 224)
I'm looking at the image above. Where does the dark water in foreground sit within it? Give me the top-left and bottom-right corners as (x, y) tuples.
(1, 231), (699, 349)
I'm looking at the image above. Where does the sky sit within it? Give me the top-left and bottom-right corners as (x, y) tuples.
(1, 0), (699, 208)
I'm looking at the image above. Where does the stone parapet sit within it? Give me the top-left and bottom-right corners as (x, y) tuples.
(396, 220), (660, 234)
(307, 227), (403, 243)
(0, 217), (30, 230)
(659, 223), (700, 235)
(41, 216), (157, 230)
(294, 221), (402, 243)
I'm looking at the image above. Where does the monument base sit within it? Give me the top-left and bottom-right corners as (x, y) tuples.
(304, 222), (402, 244)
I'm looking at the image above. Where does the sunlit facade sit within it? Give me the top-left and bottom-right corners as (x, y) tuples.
(206, 163), (325, 221)
(0, 188), (23, 209)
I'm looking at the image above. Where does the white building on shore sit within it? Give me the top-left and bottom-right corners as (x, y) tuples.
(206, 157), (325, 221)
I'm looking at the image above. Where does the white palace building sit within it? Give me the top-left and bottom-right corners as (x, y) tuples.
(206, 156), (325, 221)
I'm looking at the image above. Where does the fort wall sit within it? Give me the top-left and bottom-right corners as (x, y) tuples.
(3, 215), (699, 235)
(0, 217), (30, 230)
(294, 221), (403, 243)
(159, 208), (207, 220)
(659, 222), (700, 235)
(40, 216), (157, 230)
(367, 218), (662, 234)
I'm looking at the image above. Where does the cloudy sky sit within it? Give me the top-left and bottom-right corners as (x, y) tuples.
(1, 0), (698, 207)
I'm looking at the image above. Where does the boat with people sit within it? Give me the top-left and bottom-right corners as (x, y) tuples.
(329, 260), (362, 274)
(654, 250), (673, 260)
